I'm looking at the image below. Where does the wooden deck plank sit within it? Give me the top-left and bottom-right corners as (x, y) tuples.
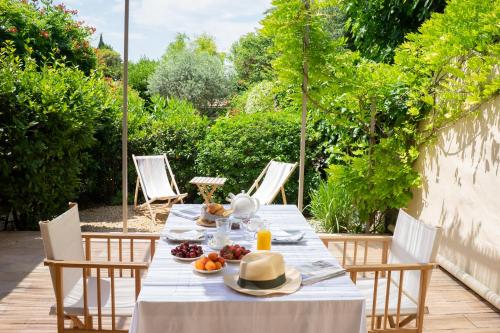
(0, 231), (498, 332)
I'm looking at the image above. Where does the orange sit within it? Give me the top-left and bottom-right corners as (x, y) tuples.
(200, 257), (209, 265)
(217, 257), (225, 265)
(208, 252), (218, 261)
(195, 259), (205, 271)
(215, 261), (222, 270)
(205, 260), (216, 271)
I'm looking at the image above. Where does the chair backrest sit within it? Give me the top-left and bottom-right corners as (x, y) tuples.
(389, 209), (442, 302)
(250, 160), (297, 205)
(133, 154), (177, 200)
(39, 203), (85, 299)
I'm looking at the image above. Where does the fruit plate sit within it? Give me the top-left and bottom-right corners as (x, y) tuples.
(192, 261), (225, 274)
(173, 254), (203, 262)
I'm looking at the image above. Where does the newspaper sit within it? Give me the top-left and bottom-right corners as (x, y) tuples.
(297, 260), (346, 285)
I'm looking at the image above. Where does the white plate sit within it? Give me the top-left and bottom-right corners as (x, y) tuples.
(162, 229), (206, 242)
(272, 230), (305, 244)
(192, 261), (225, 274)
(208, 237), (234, 251)
(173, 254), (203, 262)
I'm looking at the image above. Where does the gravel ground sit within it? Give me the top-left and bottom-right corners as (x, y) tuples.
(80, 204), (170, 233)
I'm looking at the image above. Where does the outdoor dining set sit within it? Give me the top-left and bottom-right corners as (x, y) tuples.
(39, 154), (441, 333)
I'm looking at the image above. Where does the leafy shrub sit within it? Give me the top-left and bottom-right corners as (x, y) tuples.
(309, 171), (362, 233)
(0, 44), (109, 229)
(0, 0), (96, 73)
(244, 81), (275, 114)
(128, 57), (157, 100)
(128, 95), (209, 200)
(96, 48), (122, 80)
(196, 111), (319, 205)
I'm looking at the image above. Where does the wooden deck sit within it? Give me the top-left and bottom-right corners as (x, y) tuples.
(0, 231), (498, 332)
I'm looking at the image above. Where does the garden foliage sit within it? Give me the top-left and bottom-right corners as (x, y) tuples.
(0, 0), (96, 73)
(196, 112), (319, 204)
(0, 43), (111, 228)
(148, 34), (233, 114)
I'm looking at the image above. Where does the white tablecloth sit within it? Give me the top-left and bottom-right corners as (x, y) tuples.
(130, 205), (366, 333)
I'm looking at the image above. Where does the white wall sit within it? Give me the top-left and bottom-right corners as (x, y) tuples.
(407, 95), (500, 309)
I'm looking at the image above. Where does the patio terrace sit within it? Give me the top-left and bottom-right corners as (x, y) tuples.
(1, 210), (498, 333)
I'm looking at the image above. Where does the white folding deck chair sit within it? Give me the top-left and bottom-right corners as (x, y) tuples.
(320, 209), (441, 332)
(247, 160), (298, 205)
(40, 203), (157, 332)
(132, 154), (187, 222)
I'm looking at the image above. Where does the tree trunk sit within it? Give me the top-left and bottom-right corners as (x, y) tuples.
(298, 0), (310, 211)
(365, 96), (377, 233)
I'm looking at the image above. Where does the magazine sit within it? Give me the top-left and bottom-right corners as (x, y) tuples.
(171, 207), (200, 220)
(297, 260), (346, 285)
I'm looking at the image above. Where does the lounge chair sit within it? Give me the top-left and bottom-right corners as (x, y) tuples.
(319, 209), (441, 333)
(40, 203), (159, 332)
(247, 160), (298, 205)
(132, 154), (187, 222)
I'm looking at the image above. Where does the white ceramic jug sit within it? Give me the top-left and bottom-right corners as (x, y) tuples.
(228, 191), (260, 218)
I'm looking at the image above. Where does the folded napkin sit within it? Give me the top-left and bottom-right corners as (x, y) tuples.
(162, 230), (204, 241)
(272, 230), (305, 242)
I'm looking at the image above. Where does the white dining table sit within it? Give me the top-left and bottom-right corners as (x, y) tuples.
(130, 204), (366, 333)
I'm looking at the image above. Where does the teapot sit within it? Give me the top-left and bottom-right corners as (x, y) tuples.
(227, 191), (260, 218)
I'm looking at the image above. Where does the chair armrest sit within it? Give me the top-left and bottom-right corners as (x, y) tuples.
(345, 262), (436, 273)
(318, 233), (393, 244)
(319, 233), (392, 267)
(44, 259), (149, 270)
(81, 232), (160, 240)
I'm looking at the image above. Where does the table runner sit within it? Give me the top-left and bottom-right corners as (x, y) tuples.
(130, 205), (366, 333)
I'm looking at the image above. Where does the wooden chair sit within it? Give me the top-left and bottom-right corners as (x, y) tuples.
(247, 160), (298, 205)
(319, 209), (442, 333)
(132, 154), (188, 222)
(40, 203), (160, 332)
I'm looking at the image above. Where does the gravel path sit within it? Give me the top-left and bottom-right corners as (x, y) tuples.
(80, 204), (170, 233)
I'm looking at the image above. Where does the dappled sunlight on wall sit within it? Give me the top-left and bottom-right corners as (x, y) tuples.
(407, 95), (500, 309)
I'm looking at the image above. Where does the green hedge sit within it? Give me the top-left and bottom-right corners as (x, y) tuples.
(0, 44), (110, 229)
(196, 111), (319, 205)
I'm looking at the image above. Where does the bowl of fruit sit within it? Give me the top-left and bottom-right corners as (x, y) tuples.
(171, 242), (203, 261)
(219, 244), (251, 263)
(193, 252), (226, 274)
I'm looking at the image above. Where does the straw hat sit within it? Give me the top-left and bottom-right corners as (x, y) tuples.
(224, 251), (301, 296)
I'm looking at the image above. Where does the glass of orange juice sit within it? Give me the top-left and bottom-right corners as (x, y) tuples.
(257, 221), (271, 251)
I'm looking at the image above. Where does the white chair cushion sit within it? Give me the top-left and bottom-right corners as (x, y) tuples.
(39, 204), (85, 299)
(357, 278), (418, 316)
(50, 277), (137, 317)
(251, 161), (296, 205)
(389, 209), (441, 302)
(134, 155), (177, 200)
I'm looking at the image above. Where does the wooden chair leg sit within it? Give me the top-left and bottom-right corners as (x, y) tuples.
(280, 186), (287, 205)
(134, 177), (140, 209)
(146, 202), (155, 225)
(376, 316), (382, 329)
(399, 314), (416, 327)
(388, 315), (396, 328)
(66, 315), (84, 329)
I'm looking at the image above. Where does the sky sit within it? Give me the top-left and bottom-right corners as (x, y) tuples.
(58, 0), (272, 62)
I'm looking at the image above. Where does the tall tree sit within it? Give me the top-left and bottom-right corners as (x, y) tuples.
(229, 31), (275, 90)
(149, 34), (232, 114)
(341, 0), (447, 62)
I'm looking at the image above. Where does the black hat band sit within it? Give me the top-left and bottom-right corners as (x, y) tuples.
(237, 273), (286, 290)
